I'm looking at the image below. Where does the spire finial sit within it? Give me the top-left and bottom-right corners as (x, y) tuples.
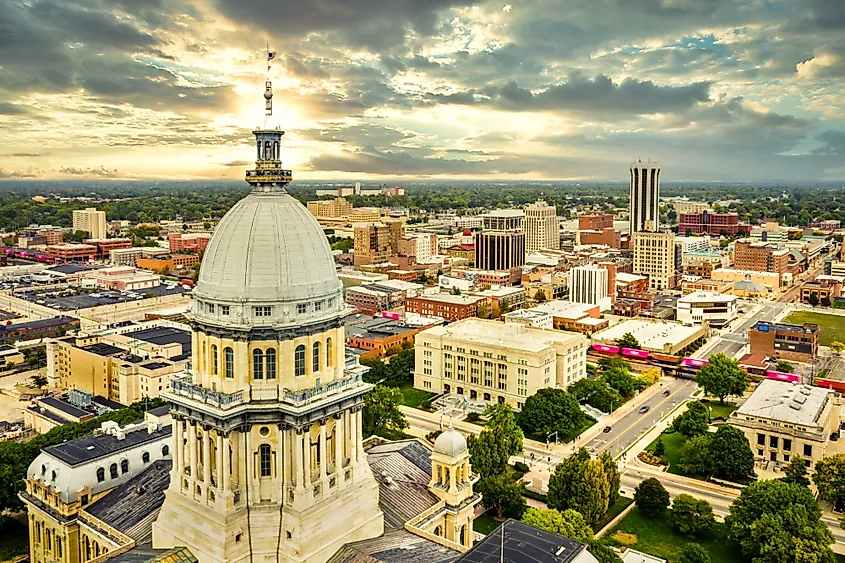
(264, 46), (276, 124)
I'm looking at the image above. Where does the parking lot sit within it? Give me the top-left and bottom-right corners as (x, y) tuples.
(12, 284), (190, 312)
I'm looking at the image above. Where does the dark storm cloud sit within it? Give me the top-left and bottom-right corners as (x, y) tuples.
(427, 75), (712, 116)
(788, 0), (845, 31)
(309, 146), (523, 176)
(213, 0), (479, 50)
(0, 102), (29, 115)
(814, 131), (845, 156)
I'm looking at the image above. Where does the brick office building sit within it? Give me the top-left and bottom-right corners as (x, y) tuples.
(748, 321), (819, 363)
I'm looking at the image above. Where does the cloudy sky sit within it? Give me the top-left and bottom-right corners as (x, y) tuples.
(1, 0), (844, 181)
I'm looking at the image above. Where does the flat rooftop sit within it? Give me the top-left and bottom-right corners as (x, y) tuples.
(456, 519), (586, 563)
(412, 294), (487, 305)
(124, 326), (192, 355)
(594, 320), (702, 350)
(751, 321), (819, 335)
(346, 317), (421, 339)
(735, 380), (831, 427)
(420, 318), (584, 353)
(678, 292), (737, 304)
(45, 424), (172, 467)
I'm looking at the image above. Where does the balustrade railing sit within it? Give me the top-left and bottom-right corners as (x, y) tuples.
(169, 375), (244, 410)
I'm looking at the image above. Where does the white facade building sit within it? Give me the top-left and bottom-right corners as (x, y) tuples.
(568, 264), (611, 311)
(72, 208), (107, 239)
(629, 160), (661, 234)
(525, 200), (559, 253)
(676, 291), (738, 327)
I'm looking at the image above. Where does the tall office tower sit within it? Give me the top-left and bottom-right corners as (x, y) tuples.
(72, 207), (107, 239)
(568, 264), (610, 309)
(632, 230), (676, 291)
(153, 79), (384, 562)
(525, 200), (559, 253)
(475, 210), (526, 271)
(629, 160), (661, 234)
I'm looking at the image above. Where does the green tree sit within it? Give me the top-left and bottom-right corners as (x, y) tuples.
(671, 494), (715, 537)
(773, 359), (795, 373)
(568, 378), (623, 413)
(29, 373), (48, 388)
(695, 353), (749, 404)
(602, 367), (637, 398)
(597, 356), (631, 372)
(679, 434), (715, 476)
(362, 385), (408, 439)
(547, 447), (589, 511)
(518, 388), (585, 441)
(809, 292), (820, 306)
(450, 286), (461, 295)
(654, 436), (666, 458)
(574, 460), (612, 524)
(830, 341), (845, 353)
(477, 473), (527, 519)
(822, 297), (832, 307)
(679, 544), (712, 563)
(726, 480), (834, 563)
(813, 454), (845, 509)
(599, 451), (621, 507)
(477, 304), (490, 319)
(534, 289), (547, 302)
(710, 425), (754, 481)
(484, 403), (524, 457)
(672, 401), (710, 437)
(521, 508), (593, 543)
(782, 455), (811, 487)
(616, 332), (640, 349)
(587, 541), (623, 563)
(634, 478), (670, 517)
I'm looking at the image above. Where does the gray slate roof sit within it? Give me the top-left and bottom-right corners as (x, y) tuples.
(328, 528), (459, 563)
(85, 459), (172, 541)
(366, 440), (440, 529)
(457, 520), (588, 563)
(45, 424), (172, 467)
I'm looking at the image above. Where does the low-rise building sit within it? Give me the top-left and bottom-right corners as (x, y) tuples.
(711, 268), (782, 291)
(470, 285), (526, 311)
(46, 243), (98, 262)
(83, 238), (133, 259)
(592, 319), (706, 355)
(676, 291), (737, 327)
(346, 316), (433, 360)
(531, 300), (609, 335)
(0, 316), (80, 345)
(748, 321), (819, 363)
(20, 413), (172, 563)
(80, 266), (161, 292)
(404, 294), (488, 322)
(136, 253), (199, 272)
(800, 279), (842, 304)
(681, 279), (733, 295)
(24, 390), (122, 434)
(413, 318), (589, 409)
(0, 344), (25, 368)
(109, 247), (169, 267)
(167, 232), (211, 254)
(730, 380), (840, 469)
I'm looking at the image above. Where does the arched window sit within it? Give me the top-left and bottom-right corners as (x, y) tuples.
(295, 345), (306, 377)
(96, 467), (105, 483)
(259, 444), (272, 477)
(256, 141), (261, 160)
(326, 338), (333, 367)
(224, 347), (234, 378)
(109, 463), (118, 479)
(162, 444), (170, 456)
(434, 525), (442, 537)
(460, 525), (467, 546)
(264, 140), (272, 160)
(120, 459), (129, 474)
(312, 342), (321, 373)
(211, 344), (218, 375)
(142, 451), (150, 464)
(252, 349), (263, 380)
(266, 349), (276, 379)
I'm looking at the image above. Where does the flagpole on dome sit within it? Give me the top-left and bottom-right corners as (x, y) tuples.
(263, 45), (277, 128)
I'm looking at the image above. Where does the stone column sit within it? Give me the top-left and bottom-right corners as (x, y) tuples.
(188, 421), (197, 479)
(216, 432), (224, 489)
(348, 410), (357, 465)
(303, 427), (312, 488)
(334, 415), (343, 484)
(355, 408), (363, 462)
(295, 429), (305, 488)
(276, 427), (285, 482)
(245, 426), (254, 485)
(222, 434), (231, 492)
(173, 418), (183, 476)
(319, 421), (328, 479)
(202, 426), (211, 485)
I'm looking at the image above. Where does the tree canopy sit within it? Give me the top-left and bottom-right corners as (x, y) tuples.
(679, 544), (712, 563)
(568, 378), (623, 414)
(547, 448), (615, 524)
(522, 508), (594, 544)
(468, 404), (523, 480)
(782, 455), (810, 487)
(518, 388), (585, 441)
(671, 494), (715, 538)
(710, 425), (754, 481)
(616, 332), (640, 349)
(695, 353), (749, 404)
(477, 473), (527, 520)
(362, 385), (408, 440)
(634, 478), (670, 517)
(726, 480), (834, 563)
(813, 454), (845, 510)
(672, 401), (710, 437)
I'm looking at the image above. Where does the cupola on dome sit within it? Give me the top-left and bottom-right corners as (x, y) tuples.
(433, 428), (468, 458)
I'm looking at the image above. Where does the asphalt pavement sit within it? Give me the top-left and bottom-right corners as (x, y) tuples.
(704, 301), (786, 358)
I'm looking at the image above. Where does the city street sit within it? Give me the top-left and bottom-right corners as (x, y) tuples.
(704, 301), (787, 358)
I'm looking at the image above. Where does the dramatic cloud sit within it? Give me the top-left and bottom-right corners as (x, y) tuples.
(0, 0), (843, 180)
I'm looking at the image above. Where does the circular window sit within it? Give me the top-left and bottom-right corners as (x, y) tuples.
(259, 426), (270, 437)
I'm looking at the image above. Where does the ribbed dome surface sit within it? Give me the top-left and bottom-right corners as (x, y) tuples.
(191, 190), (342, 326)
(433, 428), (468, 458)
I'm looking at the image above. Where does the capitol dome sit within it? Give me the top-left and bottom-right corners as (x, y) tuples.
(433, 427), (468, 458)
(191, 189), (343, 328)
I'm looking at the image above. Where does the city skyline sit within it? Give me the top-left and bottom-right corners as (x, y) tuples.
(1, 0), (844, 182)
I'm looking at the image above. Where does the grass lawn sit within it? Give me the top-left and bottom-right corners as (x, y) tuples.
(592, 495), (634, 533)
(396, 381), (436, 409)
(0, 516), (28, 562)
(606, 507), (744, 563)
(700, 400), (738, 421)
(646, 431), (686, 475)
(473, 512), (501, 535)
(783, 311), (845, 346)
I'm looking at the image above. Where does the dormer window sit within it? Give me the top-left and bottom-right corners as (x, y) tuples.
(254, 306), (272, 317)
(207, 303), (215, 314)
(221, 305), (230, 315)
(297, 303), (307, 314)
